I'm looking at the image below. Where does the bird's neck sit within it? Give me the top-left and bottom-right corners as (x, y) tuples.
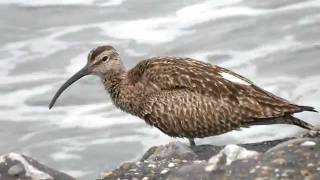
(101, 68), (126, 99)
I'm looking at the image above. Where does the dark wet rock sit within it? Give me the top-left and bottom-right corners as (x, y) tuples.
(253, 138), (320, 179)
(243, 0), (304, 9)
(0, 153), (75, 180)
(101, 134), (320, 180)
(169, 138), (320, 180)
(141, 142), (197, 161)
(167, 162), (210, 180)
(193, 138), (291, 161)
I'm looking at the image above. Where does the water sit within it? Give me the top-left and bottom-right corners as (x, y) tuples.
(0, 0), (320, 179)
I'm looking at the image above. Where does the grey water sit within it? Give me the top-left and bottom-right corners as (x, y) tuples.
(0, 0), (320, 179)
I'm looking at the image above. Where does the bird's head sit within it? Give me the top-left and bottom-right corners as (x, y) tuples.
(49, 45), (124, 109)
(87, 45), (123, 76)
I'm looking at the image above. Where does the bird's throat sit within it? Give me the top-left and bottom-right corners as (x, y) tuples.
(101, 71), (125, 99)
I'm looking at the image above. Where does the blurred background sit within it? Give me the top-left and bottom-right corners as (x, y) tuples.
(0, 0), (320, 179)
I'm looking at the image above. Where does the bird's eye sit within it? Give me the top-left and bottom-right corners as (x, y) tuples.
(102, 56), (109, 62)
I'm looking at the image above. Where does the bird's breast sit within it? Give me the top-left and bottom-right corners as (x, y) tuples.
(109, 83), (146, 116)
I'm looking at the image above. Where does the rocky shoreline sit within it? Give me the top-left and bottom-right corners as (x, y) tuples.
(1, 132), (320, 180)
(100, 131), (320, 180)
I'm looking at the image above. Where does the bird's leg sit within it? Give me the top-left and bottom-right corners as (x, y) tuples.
(188, 138), (196, 147)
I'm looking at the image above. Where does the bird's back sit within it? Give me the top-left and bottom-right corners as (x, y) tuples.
(118, 57), (313, 137)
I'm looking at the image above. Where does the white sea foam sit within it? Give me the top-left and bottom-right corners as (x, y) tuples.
(95, 0), (319, 45)
(186, 36), (301, 70)
(0, 27), (73, 78)
(220, 36), (301, 68)
(0, 72), (61, 85)
(297, 14), (320, 26)
(62, 170), (91, 179)
(276, 0), (320, 11)
(99, 18), (191, 44)
(0, 0), (126, 7)
(100, 0), (125, 7)
(176, 5), (264, 27)
(0, 85), (52, 107)
(66, 52), (88, 74)
(50, 151), (82, 160)
(98, 2), (265, 45)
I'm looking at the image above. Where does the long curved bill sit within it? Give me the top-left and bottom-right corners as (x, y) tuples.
(49, 66), (90, 109)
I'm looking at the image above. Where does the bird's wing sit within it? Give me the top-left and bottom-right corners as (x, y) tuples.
(140, 89), (244, 138)
(128, 57), (302, 120)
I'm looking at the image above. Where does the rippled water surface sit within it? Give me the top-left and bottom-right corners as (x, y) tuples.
(1, 0), (320, 179)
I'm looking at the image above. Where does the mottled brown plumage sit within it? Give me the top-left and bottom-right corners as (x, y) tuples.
(49, 45), (317, 146)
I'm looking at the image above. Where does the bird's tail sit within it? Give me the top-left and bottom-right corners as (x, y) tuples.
(244, 115), (314, 130)
(299, 105), (318, 112)
(284, 115), (314, 130)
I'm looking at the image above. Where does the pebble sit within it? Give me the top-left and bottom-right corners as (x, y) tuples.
(272, 158), (286, 165)
(261, 166), (272, 171)
(193, 160), (203, 164)
(249, 168), (256, 174)
(8, 163), (25, 176)
(301, 169), (311, 177)
(168, 162), (175, 168)
(121, 162), (134, 170)
(160, 168), (169, 174)
(100, 171), (113, 178)
(148, 164), (157, 168)
(307, 163), (314, 167)
(287, 143), (294, 147)
(300, 141), (316, 147)
(205, 164), (216, 172)
(142, 177), (149, 180)
(254, 177), (265, 180)
(281, 172), (289, 177)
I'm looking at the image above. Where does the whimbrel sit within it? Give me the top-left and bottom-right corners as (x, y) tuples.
(49, 45), (317, 146)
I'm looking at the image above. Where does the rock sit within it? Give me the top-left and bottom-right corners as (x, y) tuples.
(141, 141), (197, 161)
(190, 138), (290, 161)
(0, 153), (75, 180)
(101, 135), (320, 180)
(206, 144), (260, 172)
(100, 142), (200, 180)
(169, 138), (320, 180)
(252, 138), (320, 179)
(167, 145), (261, 180)
(191, 144), (224, 160)
(8, 163), (25, 176)
(167, 162), (210, 180)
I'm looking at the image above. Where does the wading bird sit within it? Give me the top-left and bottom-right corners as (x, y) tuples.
(49, 45), (317, 146)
